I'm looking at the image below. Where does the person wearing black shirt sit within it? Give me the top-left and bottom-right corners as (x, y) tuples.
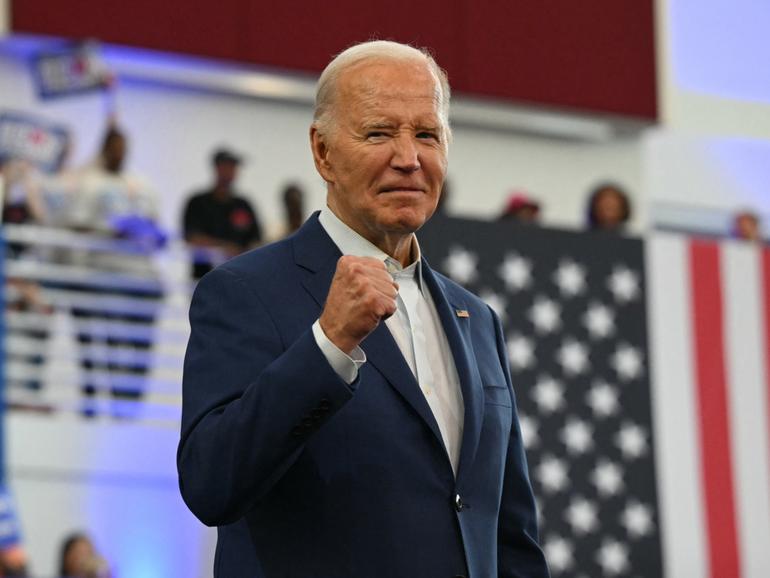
(182, 148), (263, 279)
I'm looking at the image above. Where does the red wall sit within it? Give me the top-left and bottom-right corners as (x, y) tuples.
(11, 0), (657, 119)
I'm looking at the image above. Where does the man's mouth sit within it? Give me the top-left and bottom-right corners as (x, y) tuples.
(379, 186), (424, 194)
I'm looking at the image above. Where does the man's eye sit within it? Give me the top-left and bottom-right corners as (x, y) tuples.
(367, 131), (388, 139)
(417, 132), (439, 140)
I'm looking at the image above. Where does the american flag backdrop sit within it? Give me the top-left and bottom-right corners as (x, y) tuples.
(420, 216), (663, 577)
(421, 216), (770, 578)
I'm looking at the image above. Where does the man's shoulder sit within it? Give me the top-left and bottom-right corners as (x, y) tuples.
(215, 237), (293, 281)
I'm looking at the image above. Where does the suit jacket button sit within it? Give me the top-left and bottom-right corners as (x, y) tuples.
(319, 398), (331, 411)
(291, 426), (303, 437)
(454, 494), (464, 512)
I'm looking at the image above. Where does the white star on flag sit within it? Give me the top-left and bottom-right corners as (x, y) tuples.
(565, 496), (599, 535)
(608, 266), (640, 303)
(557, 338), (590, 376)
(443, 246), (478, 284)
(592, 459), (625, 497)
(531, 375), (566, 414)
(561, 417), (594, 455)
(543, 535), (575, 574)
(616, 422), (648, 460)
(530, 296), (561, 334)
(519, 414), (539, 449)
(611, 343), (643, 381)
(554, 259), (586, 297)
(596, 539), (630, 575)
(583, 302), (615, 339)
(621, 500), (654, 538)
(507, 334), (534, 370)
(585, 381), (620, 418)
(499, 253), (532, 291)
(480, 289), (508, 323)
(536, 454), (569, 494)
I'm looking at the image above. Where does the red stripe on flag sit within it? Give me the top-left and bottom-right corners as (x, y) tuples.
(689, 240), (742, 578)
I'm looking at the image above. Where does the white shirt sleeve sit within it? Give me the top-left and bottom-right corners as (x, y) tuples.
(311, 320), (366, 384)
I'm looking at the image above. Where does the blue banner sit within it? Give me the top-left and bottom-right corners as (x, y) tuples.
(0, 112), (71, 174)
(32, 42), (111, 100)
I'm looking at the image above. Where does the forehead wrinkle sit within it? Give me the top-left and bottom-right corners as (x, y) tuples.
(335, 60), (447, 136)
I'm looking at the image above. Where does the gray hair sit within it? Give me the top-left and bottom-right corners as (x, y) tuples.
(312, 40), (452, 142)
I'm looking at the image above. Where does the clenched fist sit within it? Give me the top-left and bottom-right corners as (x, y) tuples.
(319, 256), (399, 353)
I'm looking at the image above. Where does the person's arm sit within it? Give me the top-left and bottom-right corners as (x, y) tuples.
(178, 255), (397, 526)
(177, 265), (355, 526)
(492, 309), (551, 578)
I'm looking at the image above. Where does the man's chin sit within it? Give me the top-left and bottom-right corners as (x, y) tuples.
(382, 207), (435, 232)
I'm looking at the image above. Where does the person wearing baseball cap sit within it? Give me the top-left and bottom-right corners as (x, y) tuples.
(499, 190), (541, 224)
(182, 146), (263, 279)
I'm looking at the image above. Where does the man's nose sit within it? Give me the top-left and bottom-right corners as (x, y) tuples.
(390, 135), (420, 172)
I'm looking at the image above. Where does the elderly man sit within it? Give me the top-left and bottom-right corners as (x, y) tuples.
(178, 40), (548, 578)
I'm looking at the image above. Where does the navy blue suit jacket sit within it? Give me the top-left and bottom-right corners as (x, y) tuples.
(178, 213), (549, 578)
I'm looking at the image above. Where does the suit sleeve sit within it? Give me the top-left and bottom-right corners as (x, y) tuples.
(491, 309), (551, 578)
(177, 265), (355, 526)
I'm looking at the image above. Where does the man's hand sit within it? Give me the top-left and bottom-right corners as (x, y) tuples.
(319, 256), (399, 353)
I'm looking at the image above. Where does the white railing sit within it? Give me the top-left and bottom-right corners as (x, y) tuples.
(2, 224), (197, 427)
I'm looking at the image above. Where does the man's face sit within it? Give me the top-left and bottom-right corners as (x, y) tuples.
(312, 59), (448, 247)
(595, 189), (625, 227)
(735, 214), (760, 240)
(215, 161), (239, 187)
(104, 135), (126, 173)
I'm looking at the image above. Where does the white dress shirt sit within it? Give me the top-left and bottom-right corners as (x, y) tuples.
(312, 208), (465, 473)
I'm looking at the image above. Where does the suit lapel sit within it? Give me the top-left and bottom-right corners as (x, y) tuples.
(294, 214), (342, 308)
(361, 325), (446, 447)
(294, 214), (446, 449)
(422, 263), (484, 487)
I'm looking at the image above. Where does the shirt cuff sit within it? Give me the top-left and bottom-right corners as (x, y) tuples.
(312, 320), (366, 384)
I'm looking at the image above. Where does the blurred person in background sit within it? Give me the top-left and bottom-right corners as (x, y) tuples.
(267, 182), (306, 241)
(1, 159), (47, 228)
(498, 190), (541, 224)
(63, 123), (165, 418)
(732, 209), (763, 242)
(586, 182), (632, 231)
(182, 147), (263, 279)
(58, 533), (111, 578)
(69, 125), (161, 241)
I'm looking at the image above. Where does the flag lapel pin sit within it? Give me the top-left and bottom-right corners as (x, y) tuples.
(455, 309), (470, 318)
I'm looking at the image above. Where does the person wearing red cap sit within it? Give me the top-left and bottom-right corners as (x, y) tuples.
(499, 190), (541, 224)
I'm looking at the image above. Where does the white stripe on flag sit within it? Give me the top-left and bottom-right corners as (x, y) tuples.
(647, 233), (708, 578)
(722, 242), (770, 578)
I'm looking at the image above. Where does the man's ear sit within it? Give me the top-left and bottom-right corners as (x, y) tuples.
(310, 126), (334, 183)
